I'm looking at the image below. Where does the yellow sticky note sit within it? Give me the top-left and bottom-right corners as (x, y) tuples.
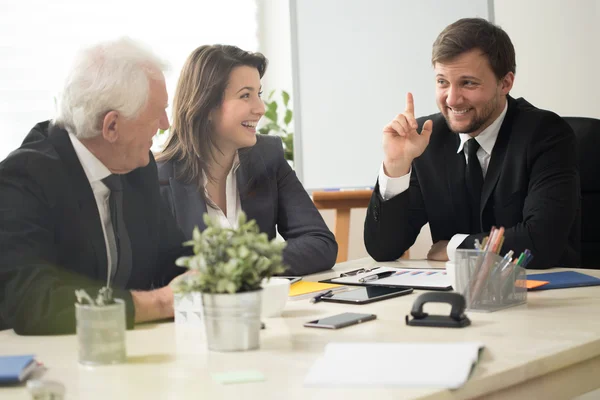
(288, 281), (341, 297)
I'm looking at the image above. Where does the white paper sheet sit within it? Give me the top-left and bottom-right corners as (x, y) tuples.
(332, 268), (452, 289)
(304, 342), (484, 388)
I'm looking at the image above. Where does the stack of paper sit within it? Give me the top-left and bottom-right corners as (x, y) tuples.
(305, 342), (484, 388)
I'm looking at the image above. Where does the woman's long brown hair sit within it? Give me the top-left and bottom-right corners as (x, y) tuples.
(156, 45), (267, 190)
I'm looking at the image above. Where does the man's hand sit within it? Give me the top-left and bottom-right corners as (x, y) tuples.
(131, 286), (174, 323)
(427, 240), (449, 261)
(383, 92), (433, 177)
(131, 270), (200, 324)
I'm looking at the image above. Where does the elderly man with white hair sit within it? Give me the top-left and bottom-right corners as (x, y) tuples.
(0, 38), (187, 335)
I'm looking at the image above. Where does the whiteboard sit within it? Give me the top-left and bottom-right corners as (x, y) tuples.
(290, 0), (492, 190)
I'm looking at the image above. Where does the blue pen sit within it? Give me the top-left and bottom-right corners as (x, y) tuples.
(522, 252), (534, 268)
(310, 290), (333, 304)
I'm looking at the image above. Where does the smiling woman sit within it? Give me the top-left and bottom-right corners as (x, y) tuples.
(155, 45), (338, 276)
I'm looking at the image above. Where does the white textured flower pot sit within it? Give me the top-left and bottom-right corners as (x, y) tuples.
(174, 292), (204, 327)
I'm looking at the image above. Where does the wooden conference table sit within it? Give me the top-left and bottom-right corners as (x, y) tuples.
(1, 258), (600, 400)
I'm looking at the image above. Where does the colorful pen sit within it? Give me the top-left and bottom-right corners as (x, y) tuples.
(515, 252), (526, 266)
(358, 271), (395, 283)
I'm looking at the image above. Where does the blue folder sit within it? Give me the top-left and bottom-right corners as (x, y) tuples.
(0, 355), (36, 384)
(527, 271), (600, 291)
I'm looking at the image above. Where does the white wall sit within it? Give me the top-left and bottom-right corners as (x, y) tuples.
(495, 0), (600, 119)
(289, 0), (490, 191)
(256, 0), (294, 99)
(256, 0), (599, 261)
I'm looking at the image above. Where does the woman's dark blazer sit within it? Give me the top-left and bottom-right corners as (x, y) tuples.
(157, 135), (338, 276)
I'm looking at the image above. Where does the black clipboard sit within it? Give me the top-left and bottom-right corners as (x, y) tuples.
(320, 267), (452, 291)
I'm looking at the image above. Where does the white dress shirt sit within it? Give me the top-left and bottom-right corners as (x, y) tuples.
(377, 102), (508, 260)
(203, 153), (243, 229)
(68, 133), (117, 285)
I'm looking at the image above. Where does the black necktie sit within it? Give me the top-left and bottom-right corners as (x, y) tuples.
(102, 174), (133, 287)
(465, 138), (484, 233)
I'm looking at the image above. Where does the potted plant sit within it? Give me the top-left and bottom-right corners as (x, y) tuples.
(173, 212), (286, 351)
(258, 89), (294, 163)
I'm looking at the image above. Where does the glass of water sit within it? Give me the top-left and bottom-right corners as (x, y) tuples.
(75, 299), (126, 365)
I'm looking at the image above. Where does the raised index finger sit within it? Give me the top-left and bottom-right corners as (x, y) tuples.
(405, 92), (415, 116)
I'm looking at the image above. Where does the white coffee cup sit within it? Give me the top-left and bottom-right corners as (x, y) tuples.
(260, 277), (290, 317)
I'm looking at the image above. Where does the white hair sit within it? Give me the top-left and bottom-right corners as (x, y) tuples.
(54, 37), (168, 139)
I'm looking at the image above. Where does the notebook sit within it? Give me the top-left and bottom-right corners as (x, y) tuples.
(527, 271), (600, 291)
(305, 342), (484, 388)
(0, 355), (38, 384)
(288, 281), (344, 300)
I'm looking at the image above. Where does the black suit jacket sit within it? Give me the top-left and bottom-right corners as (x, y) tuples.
(0, 122), (186, 334)
(364, 97), (580, 269)
(157, 134), (338, 276)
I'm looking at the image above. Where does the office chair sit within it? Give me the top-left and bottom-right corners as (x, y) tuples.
(563, 117), (600, 269)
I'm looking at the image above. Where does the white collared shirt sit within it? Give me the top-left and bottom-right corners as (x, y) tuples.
(68, 133), (117, 284)
(203, 153), (243, 229)
(455, 102), (508, 178)
(377, 102), (508, 260)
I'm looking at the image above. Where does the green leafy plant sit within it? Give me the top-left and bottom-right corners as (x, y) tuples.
(173, 212), (287, 294)
(259, 89), (294, 162)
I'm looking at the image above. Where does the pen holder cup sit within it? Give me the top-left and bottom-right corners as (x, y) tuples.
(75, 299), (126, 365)
(454, 250), (527, 312)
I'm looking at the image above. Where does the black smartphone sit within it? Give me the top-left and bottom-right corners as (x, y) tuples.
(304, 312), (376, 329)
(321, 286), (413, 304)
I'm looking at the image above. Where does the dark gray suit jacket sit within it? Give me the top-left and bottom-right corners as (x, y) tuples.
(157, 135), (337, 276)
(0, 122), (187, 335)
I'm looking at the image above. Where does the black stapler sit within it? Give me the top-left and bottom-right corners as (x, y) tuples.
(405, 292), (471, 328)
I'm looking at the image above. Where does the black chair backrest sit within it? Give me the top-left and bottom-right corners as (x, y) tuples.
(563, 117), (600, 268)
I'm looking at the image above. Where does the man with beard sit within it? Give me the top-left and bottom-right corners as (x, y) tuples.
(364, 18), (580, 269)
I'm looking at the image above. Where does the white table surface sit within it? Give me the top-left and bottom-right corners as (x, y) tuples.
(1, 258), (600, 400)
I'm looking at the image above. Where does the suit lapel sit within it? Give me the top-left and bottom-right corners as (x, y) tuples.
(444, 130), (471, 233)
(237, 146), (268, 220)
(236, 146), (278, 234)
(48, 126), (108, 282)
(481, 97), (518, 214)
(172, 176), (208, 234)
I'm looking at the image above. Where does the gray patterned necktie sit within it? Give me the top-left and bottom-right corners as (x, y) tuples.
(102, 174), (133, 287)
